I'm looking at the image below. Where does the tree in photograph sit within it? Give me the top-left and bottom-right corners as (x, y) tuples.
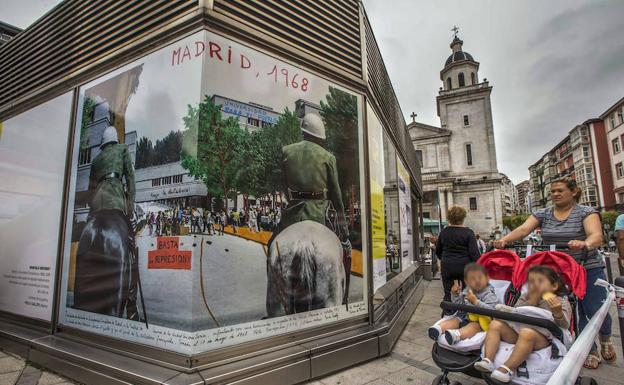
(321, 87), (359, 224)
(181, 95), (247, 211)
(79, 96), (97, 149)
(135, 136), (155, 169)
(258, 108), (301, 201)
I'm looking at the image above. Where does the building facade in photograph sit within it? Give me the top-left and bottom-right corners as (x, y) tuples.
(515, 180), (531, 214)
(529, 122), (614, 210)
(602, 97), (624, 206)
(410, 34), (503, 237)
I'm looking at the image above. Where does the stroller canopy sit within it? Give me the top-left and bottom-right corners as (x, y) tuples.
(478, 250), (521, 281)
(512, 251), (587, 299)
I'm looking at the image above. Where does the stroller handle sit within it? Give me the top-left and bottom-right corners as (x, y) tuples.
(440, 301), (564, 342)
(488, 243), (586, 252)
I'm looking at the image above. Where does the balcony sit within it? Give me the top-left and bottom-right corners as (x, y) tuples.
(438, 81), (490, 97)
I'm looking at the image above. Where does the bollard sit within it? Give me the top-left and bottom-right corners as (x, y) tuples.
(614, 276), (624, 359)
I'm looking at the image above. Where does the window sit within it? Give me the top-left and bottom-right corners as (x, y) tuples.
(466, 143), (473, 166)
(471, 72), (476, 85)
(152, 174), (184, 187)
(247, 117), (260, 127)
(458, 72), (465, 87)
(469, 197), (478, 210)
(78, 147), (91, 165)
(611, 115), (616, 129)
(446, 77), (452, 90)
(618, 108), (623, 124)
(463, 115), (470, 126)
(415, 149), (423, 165)
(582, 146), (590, 158)
(617, 163), (624, 179)
(613, 138), (621, 154)
(423, 212), (431, 219)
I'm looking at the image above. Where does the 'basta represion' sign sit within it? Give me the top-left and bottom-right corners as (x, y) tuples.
(148, 237), (192, 269)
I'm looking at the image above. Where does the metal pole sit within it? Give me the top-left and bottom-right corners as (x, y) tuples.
(605, 252), (614, 283)
(614, 276), (624, 359)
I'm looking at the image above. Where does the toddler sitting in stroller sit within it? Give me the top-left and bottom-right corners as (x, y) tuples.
(428, 263), (499, 345)
(474, 265), (572, 383)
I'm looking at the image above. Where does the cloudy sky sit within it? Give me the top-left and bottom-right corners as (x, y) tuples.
(4, 0), (623, 183)
(363, 0), (624, 183)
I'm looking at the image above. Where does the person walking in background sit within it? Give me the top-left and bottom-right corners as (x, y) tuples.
(435, 205), (480, 314)
(492, 177), (611, 369)
(476, 234), (486, 255)
(219, 210), (226, 235)
(231, 209), (240, 234)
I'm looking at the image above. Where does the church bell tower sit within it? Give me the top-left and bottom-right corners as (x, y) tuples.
(437, 32), (499, 179)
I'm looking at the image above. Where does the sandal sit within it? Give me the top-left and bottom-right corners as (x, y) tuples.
(583, 353), (601, 369)
(601, 341), (617, 363)
(490, 365), (513, 383)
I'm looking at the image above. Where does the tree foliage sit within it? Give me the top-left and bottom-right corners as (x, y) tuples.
(503, 214), (530, 230)
(181, 95), (248, 210)
(135, 131), (184, 169)
(602, 210), (619, 231)
(320, 87), (359, 209)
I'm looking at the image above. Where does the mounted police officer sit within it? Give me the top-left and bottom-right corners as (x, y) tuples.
(274, 113), (353, 303)
(87, 125), (140, 320)
(89, 125), (135, 216)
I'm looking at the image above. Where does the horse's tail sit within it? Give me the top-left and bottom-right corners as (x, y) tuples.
(288, 240), (318, 312)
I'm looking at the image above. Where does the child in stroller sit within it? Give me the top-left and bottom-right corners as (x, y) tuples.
(474, 265), (572, 383)
(428, 263), (500, 345)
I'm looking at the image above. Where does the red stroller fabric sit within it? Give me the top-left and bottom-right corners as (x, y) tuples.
(512, 251), (587, 299)
(478, 250), (521, 281)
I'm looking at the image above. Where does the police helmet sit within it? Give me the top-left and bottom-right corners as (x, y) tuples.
(101, 125), (119, 147)
(301, 113), (326, 140)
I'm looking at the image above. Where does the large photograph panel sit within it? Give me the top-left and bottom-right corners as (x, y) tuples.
(60, 30), (367, 354)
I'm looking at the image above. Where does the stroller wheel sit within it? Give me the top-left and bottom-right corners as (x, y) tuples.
(576, 377), (597, 385)
(432, 374), (450, 385)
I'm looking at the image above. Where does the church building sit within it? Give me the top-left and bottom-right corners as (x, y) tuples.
(409, 33), (503, 237)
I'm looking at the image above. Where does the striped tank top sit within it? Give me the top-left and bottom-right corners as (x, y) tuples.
(532, 204), (603, 270)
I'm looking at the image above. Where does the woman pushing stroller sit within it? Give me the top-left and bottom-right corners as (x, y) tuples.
(492, 177), (614, 369)
(473, 265), (571, 383)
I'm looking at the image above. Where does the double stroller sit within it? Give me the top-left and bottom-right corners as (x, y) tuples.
(430, 248), (597, 385)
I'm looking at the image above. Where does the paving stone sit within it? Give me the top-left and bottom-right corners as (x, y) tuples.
(382, 365), (437, 385)
(0, 356), (25, 374)
(38, 371), (68, 385)
(318, 356), (408, 385)
(362, 379), (394, 385)
(16, 365), (42, 385)
(0, 371), (21, 385)
(391, 340), (432, 362)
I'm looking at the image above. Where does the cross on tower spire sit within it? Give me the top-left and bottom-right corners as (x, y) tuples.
(410, 112), (417, 123)
(451, 25), (459, 38)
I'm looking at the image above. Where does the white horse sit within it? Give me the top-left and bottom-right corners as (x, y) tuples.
(266, 220), (345, 317)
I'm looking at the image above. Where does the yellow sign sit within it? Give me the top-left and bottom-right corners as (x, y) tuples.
(367, 105), (387, 291)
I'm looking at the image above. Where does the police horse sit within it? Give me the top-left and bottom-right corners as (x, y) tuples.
(73, 210), (143, 322)
(266, 220), (345, 316)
